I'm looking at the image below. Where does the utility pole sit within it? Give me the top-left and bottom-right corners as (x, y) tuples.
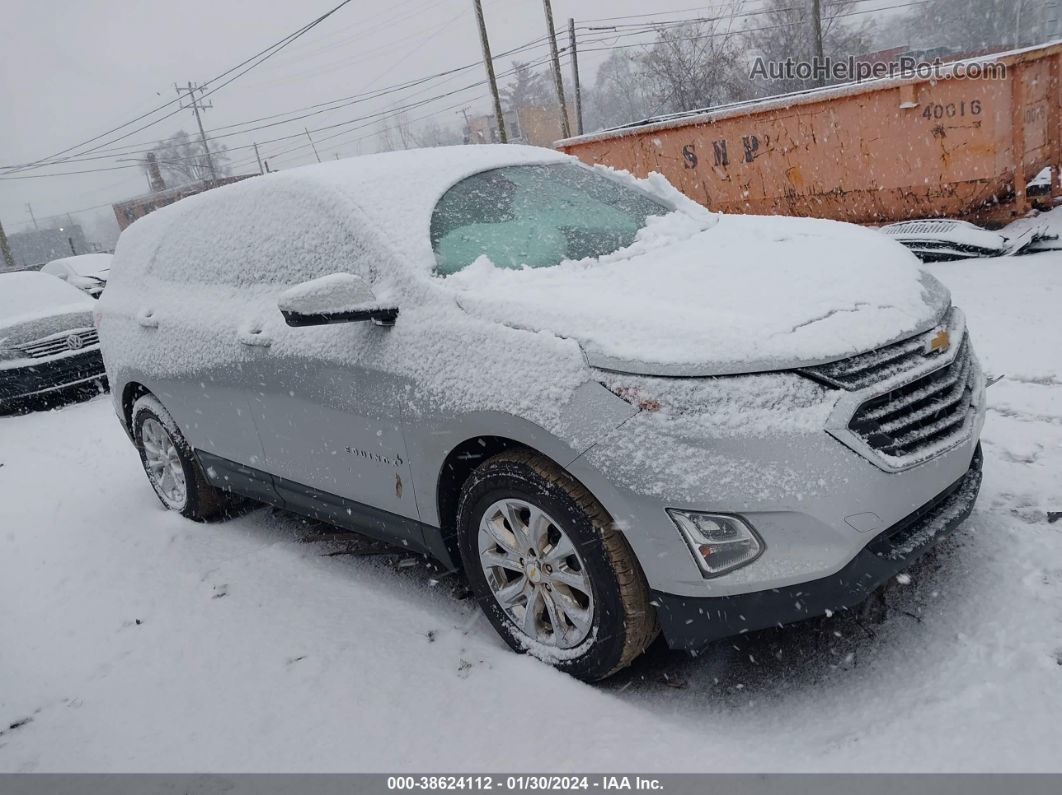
(810, 0), (825, 87)
(177, 82), (218, 185)
(0, 219), (14, 270)
(568, 18), (583, 136)
(542, 0), (571, 139)
(145, 152), (166, 192)
(26, 203), (38, 230)
(305, 128), (322, 163)
(472, 0), (507, 143)
(253, 143), (264, 175)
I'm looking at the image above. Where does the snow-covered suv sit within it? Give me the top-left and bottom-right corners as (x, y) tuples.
(98, 144), (985, 680)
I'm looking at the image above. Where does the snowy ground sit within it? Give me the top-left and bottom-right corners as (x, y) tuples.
(2, 246), (1061, 773)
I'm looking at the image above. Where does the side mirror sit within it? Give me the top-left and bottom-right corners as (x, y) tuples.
(277, 273), (398, 327)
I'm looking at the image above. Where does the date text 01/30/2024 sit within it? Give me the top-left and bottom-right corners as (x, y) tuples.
(386, 776), (664, 791)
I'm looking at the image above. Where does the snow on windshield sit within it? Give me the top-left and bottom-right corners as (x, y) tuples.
(430, 163), (674, 275)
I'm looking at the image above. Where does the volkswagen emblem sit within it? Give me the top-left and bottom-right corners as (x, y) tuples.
(66, 334), (85, 351)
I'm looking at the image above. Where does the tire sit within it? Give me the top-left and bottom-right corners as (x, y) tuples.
(131, 394), (239, 521)
(456, 450), (658, 681)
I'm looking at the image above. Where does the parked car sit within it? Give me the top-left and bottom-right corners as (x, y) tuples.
(98, 144), (985, 681)
(0, 271), (107, 409)
(41, 253), (113, 298)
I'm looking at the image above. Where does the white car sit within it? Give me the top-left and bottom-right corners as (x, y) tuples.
(41, 253), (113, 298)
(99, 144), (984, 680)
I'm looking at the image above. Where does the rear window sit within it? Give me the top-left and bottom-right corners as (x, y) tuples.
(147, 187), (372, 288)
(430, 163), (671, 275)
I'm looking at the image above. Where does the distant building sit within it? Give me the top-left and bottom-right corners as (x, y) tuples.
(7, 224), (91, 269)
(112, 175), (255, 231)
(463, 105), (575, 148)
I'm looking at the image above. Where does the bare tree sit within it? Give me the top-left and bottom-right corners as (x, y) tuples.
(636, 11), (753, 116)
(876, 0), (1044, 53)
(414, 119), (462, 147)
(142, 130), (231, 188)
(375, 109), (460, 151)
(747, 0), (873, 95)
(584, 50), (656, 130)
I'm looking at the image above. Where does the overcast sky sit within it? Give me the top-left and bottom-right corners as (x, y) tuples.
(1, 0), (704, 239)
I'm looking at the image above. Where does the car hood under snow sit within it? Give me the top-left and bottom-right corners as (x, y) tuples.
(444, 212), (951, 376)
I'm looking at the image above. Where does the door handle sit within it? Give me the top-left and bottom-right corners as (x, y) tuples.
(137, 308), (158, 328)
(237, 322), (272, 348)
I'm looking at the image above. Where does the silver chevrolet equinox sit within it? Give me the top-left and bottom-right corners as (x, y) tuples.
(99, 144), (985, 680)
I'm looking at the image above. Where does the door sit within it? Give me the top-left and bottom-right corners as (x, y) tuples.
(226, 189), (424, 545)
(133, 202), (268, 482)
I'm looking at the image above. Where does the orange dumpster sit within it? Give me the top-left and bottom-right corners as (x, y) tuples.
(558, 42), (1062, 226)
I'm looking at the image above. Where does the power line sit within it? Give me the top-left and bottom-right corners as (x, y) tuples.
(0, 51), (554, 182)
(2, 33), (553, 176)
(0, 0), (358, 175)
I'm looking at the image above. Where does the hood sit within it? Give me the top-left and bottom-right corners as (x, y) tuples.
(443, 213), (950, 376)
(0, 272), (96, 348)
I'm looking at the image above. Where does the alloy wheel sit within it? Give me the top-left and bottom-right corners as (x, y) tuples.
(477, 498), (595, 649)
(141, 417), (187, 508)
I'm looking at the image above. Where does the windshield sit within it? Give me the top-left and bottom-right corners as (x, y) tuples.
(430, 163), (672, 275)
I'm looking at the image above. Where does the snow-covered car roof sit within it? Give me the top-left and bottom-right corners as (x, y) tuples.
(0, 271), (94, 327)
(271, 144), (572, 268)
(118, 144), (572, 278)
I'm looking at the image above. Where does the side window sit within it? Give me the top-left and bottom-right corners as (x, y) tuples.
(149, 186), (372, 287)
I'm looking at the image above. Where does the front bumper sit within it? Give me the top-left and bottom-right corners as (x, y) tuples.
(652, 444), (982, 651)
(0, 348), (107, 404)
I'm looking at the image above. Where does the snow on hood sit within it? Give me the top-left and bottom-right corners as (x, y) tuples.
(444, 212), (950, 376)
(46, 253), (113, 278)
(0, 271), (94, 329)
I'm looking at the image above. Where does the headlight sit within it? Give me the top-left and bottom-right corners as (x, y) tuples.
(603, 383), (661, 412)
(0, 341), (21, 362)
(666, 510), (764, 577)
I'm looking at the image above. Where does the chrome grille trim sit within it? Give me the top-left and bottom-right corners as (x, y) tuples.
(819, 307), (985, 472)
(848, 337), (975, 461)
(798, 308), (959, 391)
(15, 328), (99, 359)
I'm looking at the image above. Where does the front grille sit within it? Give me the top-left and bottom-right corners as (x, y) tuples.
(882, 220), (960, 236)
(0, 348), (105, 400)
(800, 333), (930, 391)
(847, 336), (976, 464)
(16, 328), (99, 359)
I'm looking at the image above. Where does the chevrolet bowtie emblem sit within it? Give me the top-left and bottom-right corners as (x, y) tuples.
(926, 328), (950, 355)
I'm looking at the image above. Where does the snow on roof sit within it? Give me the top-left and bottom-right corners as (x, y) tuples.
(118, 144), (571, 279)
(275, 144), (570, 265)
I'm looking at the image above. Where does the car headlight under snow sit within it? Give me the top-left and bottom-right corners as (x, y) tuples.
(0, 343), (22, 363)
(666, 510), (764, 577)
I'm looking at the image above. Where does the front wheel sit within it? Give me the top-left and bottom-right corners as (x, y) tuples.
(456, 450), (658, 681)
(131, 394), (240, 521)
